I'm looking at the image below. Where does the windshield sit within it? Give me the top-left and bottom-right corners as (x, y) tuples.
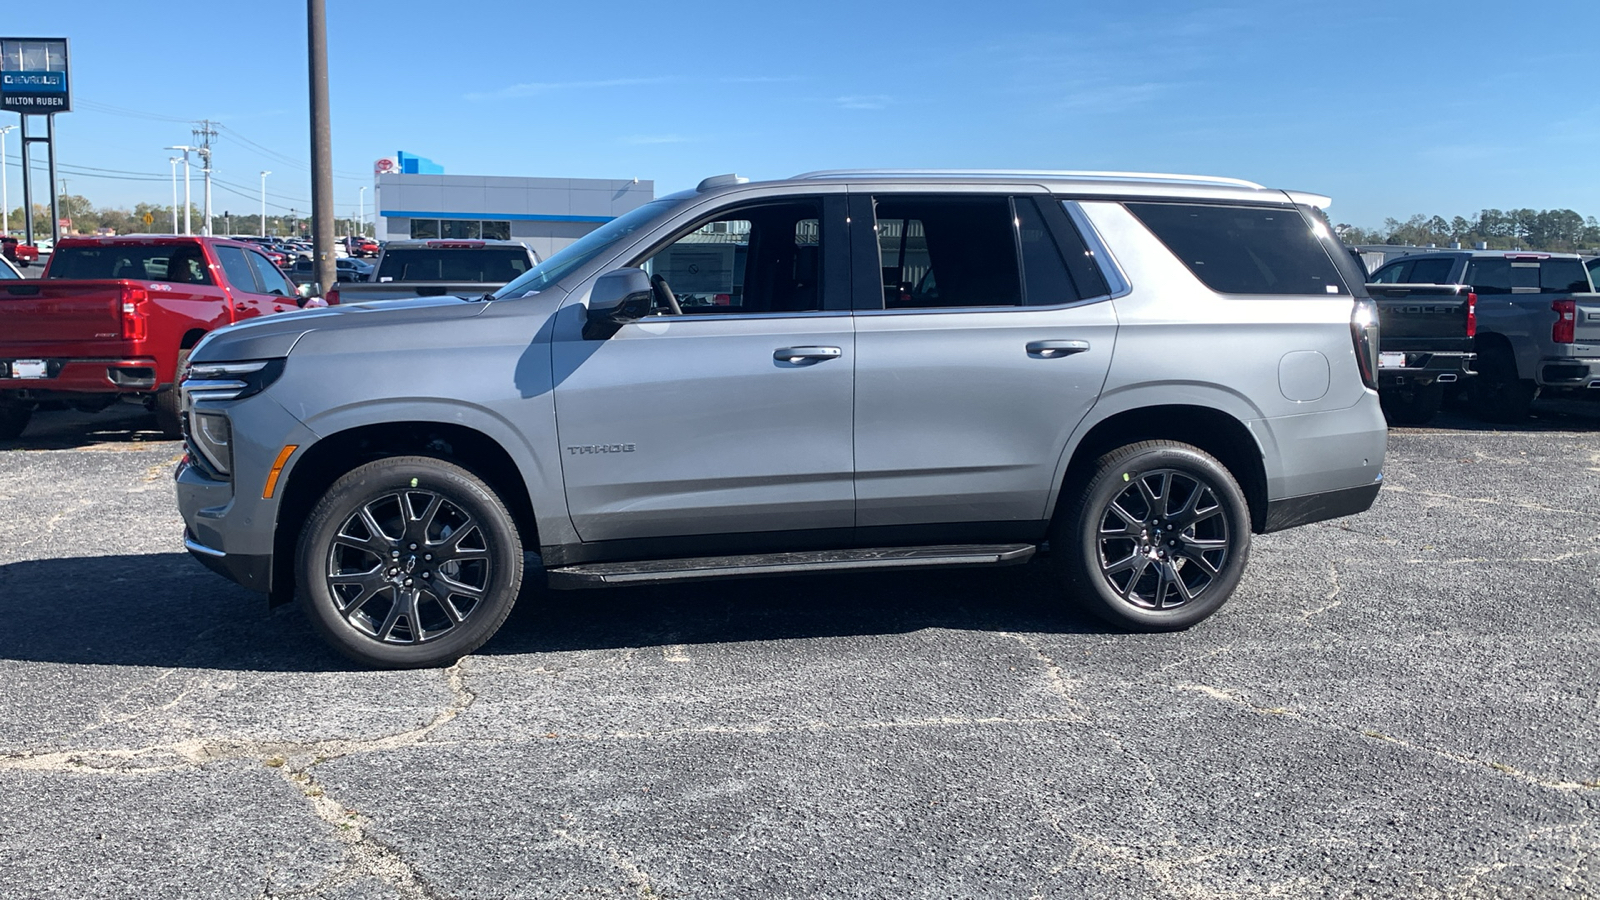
(375, 247), (532, 284)
(493, 199), (678, 299)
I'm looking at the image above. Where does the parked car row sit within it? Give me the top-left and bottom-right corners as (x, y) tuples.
(1362, 249), (1599, 423)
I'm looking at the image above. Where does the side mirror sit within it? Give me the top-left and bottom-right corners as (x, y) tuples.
(584, 267), (654, 340)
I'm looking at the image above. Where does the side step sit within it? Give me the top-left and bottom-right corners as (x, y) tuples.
(545, 543), (1037, 589)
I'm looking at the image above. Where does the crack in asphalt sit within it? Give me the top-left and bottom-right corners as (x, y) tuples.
(1300, 561), (1343, 621)
(1175, 682), (1599, 793)
(1001, 631), (1091, 720)
(552, 823), (664, 899)
(0, 659), (478, 776)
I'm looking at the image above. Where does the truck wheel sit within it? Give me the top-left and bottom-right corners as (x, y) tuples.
(153, 350), (189, 439)
(1472, 345), (1534, 423)
(296, 456), (524, 668)
(1381, 382), (1443, 427)
(0, 402), (31, 440)
(1053, 441), (1251, 631)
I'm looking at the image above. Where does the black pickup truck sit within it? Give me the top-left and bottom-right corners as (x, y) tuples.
(1364, 283), (1476, 425)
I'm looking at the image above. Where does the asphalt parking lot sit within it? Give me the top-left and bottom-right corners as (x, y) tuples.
(1, 402), (1596, 899)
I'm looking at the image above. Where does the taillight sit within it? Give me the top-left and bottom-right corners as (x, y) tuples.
(1351, 298), (1380, 391)
(1465, 292), (1477, 338)
(120, 284), (150, 341)
(325, 288), (340, 306)
(1552, 299), (1576, 344)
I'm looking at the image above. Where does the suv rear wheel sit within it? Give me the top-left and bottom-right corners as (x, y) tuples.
(1054, 441), (1250, 631)
(296, 456), (524, 668)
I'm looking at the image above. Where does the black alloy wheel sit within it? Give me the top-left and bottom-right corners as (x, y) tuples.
(298, 456), (523, 668)
(1055, 441), (1251, 631)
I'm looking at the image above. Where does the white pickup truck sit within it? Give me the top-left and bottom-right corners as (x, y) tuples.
(1367, 250), (1600, 420)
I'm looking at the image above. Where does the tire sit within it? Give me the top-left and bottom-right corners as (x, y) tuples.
(1053, 441), (1251, 632)
(154, 349), (189, 439)
(1380, 382), (1443, 427)
(0, 402), (31, 440)
(296, 456), (524, 668)
(1472, 343), (1534, 423)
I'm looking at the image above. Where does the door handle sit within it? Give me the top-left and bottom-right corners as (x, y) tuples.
(1026, 340), (1090, 358)
(774, 346), (842, 363)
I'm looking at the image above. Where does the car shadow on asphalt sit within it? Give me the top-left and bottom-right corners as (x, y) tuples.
(0, 405), (175, 451)
(0, 552), (1097, 671)
(1406, 399), (1600, 433)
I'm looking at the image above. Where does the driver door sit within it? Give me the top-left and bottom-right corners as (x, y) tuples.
(551, 194), (856, 543)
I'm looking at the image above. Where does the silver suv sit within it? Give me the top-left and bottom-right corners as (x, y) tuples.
(176, 170), (1387, 668)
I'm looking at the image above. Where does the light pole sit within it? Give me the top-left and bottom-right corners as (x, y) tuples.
(259, 171), (270, 236)
(166, 145), (193, 234)
(358, 186), (365, 238)
(168, 158), (179, 233)
(196, 146), (212, 236)
(0, 125), (13, 236)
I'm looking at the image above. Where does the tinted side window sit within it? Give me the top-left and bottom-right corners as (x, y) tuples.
(1016, 198), (1079, 306)
(1541, 259), (1590, 293)
(640, 199), (824, 314)
(1407, 258), (1455, 284)
(1369, 261), (1413, 284)
(247, 251), (294, 297)
(874, 196), (1021, 308)
(1465, 258), (1511, 294)
(215, 246), (262, 293)
(1127, 203), (1348, 295)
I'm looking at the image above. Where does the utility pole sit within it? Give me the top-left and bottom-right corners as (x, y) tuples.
(358, 185), (365, 238)
(166, 145), (193, 234)
(260, 170), (270, 236)
(168, 158), (179, 233)
(308, 0), (337, 294)
(0, 125), (12, 236)
(192, 120), (217, 237)
(58, 178), (68, 233)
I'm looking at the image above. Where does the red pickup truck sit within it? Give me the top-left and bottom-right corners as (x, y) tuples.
(0, 235), (307, 439)
(1, 236), (40, 267)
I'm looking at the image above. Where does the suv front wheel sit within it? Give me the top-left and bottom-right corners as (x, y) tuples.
(297, 456), (524, 668)
(1054, 441), (1251, 631)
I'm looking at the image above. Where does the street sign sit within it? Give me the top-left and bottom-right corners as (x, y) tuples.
(0, 38), (70, 114)
(142, 213), (153, 226)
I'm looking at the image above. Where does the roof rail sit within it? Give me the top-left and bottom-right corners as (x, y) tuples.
(790, 169), (1267, 190)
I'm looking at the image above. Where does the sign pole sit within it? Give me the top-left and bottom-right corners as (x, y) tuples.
(18, 115), (31, 246)
(45, 112), (58, 242)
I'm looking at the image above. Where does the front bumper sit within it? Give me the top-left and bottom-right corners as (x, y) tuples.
(183, 526), (274, 592)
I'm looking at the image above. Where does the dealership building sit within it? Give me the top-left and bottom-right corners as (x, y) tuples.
(373, 152), (655, 261)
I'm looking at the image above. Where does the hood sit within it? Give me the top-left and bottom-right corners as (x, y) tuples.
(190, 295), (491, 363)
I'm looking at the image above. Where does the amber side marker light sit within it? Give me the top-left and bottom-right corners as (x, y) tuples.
(263, 445), (299, 499)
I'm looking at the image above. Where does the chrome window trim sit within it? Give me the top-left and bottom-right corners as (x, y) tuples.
(1061, 201), (1131, 299)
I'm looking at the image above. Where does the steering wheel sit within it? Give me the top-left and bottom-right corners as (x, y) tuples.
(649, 273), (682, 316)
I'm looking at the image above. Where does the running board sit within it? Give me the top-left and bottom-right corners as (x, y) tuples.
(545, 543), (1037, 589)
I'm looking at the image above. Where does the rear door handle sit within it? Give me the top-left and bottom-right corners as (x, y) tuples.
(1026, 339), (1090, 358)
(774, 346), (842, 363)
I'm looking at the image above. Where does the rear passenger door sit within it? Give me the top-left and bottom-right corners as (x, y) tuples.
(849, 191), (1118, 530)
(215, 245), (300, 322)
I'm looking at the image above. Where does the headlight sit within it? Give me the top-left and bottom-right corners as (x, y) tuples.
(181, 359), (286, 405)
(191, 411), (234, 476)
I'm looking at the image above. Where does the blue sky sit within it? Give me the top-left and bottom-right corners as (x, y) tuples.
(13, 0), (1600, 228)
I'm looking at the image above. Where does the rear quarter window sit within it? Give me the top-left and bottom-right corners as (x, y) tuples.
(1126, 203), (1348, 295)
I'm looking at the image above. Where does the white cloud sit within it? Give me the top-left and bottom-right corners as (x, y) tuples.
(836, 95), (891, 110)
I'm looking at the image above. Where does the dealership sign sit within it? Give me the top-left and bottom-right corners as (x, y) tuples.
(0, 38), (70, 113)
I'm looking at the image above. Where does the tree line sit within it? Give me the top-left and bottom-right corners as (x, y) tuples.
(5, 196), (373, 240)
(1337, 208), (1600, 253)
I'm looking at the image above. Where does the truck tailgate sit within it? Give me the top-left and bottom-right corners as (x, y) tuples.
(1368, 284), (1475, 353)
(0, 280), (126, 345)
(1573, 294), (1600, 345)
